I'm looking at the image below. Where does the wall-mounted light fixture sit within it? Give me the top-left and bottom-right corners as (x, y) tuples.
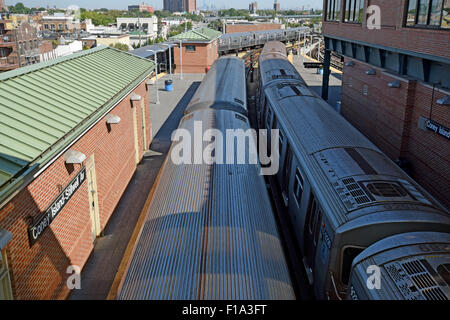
(130, 93), (142, 101)
(105, 114), (121, 124)
(365, 68), (376, 75)
(344, 61), (355, 67)
(388, 80), (401, 88)
(437, 95), (450, 105)
(64, 150), (86, 164)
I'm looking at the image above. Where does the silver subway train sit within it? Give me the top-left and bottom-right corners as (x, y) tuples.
(347, 232), (449, 300)
(218, 27), (310, 54)
(185, 56), (247, 116)
(116, 57), (295, 300)
(257, 41), (450, 300)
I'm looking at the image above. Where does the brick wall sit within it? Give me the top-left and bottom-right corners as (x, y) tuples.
(225, 24), (283, 34)
(173, 40), (218, 74)
(0, 80), (151, 299)
(341, 59), (450, 208)
(322, 0), (450, 59)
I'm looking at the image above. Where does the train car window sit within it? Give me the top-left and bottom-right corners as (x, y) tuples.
(341, 247), (365, 285)
(437, 264), (450, 286)
(313, 210), (322, 246)
(308, 198), (317, 234)
(293, 168), (304, 204)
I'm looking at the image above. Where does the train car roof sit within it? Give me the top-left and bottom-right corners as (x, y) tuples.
(185, 56), (247, 115)
(218, 27), (308, 40)
(259, 41), (304, 85)
(260, 45), (448, 225)
(353, 231), (450, 266)
(117, 109), (295, 300)
(348, 232), (450, 300)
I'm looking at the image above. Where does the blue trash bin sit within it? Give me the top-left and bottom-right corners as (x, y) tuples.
(165, 80), (173, 92)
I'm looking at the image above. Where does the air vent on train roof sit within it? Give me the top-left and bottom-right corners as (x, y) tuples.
(386, 259), (449, 300)
(366, 182), (408, 198)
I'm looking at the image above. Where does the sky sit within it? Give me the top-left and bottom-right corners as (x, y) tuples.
(4, 1), (323, 10)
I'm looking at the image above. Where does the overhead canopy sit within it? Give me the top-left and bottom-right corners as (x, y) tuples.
(131, 42), (177, 59)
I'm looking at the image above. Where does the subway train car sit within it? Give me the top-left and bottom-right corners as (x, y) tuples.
(185, 56), (247, 116)
(218, 27), (309, 53)
(257, 41), (450, 299)
(116, 58), (295, 300)
(347, 232), (450, 300)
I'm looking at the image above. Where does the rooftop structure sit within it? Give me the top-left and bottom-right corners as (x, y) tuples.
(0, 46), (155, 204)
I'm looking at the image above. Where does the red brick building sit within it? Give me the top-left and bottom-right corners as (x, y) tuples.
(0, 47), (155, 299)
(0, 19), (40, 72)
(170, 27), (221, 73)
(321, 0), (450, 208)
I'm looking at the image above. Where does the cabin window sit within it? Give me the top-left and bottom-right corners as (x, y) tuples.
(293, 168), (304, 204)
(186, 45), (196, 52)
(326, 0), (342, 21)
(344, 0), (364, 23)
(406, 0), (450, 28)
(341, 246), (365, 285)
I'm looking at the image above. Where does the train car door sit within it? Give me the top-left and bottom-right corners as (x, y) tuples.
(303, 193), (322, 285)
(86, 155), (100, 242)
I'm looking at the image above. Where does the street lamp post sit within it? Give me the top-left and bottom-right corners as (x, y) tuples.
(178, 40), (183, 80)
(147, 49), (160, 105)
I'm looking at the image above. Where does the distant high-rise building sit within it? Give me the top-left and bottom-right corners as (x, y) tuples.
(128, 3), (154, 13)
(0, 0), (8, 12)
(164, 0), (196, 13)
(273, 0), (280, 11)
(249, 2), (257, 14)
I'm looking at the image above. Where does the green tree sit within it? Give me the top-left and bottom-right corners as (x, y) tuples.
(110, 43), (129, 51)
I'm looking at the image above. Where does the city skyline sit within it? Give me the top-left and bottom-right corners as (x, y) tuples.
(4, 0), (323, 10)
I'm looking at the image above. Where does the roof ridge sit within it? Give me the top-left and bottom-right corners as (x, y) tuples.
(0, 45), (154, 82)
(190, 28), (209, 40)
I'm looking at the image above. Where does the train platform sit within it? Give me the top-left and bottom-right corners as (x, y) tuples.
(291, 54), (342, 112)
(68, 73), (203, 300)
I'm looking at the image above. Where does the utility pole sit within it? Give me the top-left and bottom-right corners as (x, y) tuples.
(178, 40), (183, 80)
(138, 12), (142, 48)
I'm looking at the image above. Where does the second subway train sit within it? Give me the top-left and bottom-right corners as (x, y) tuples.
(257, 41), (450, 300)
(116, 56), (295, 300)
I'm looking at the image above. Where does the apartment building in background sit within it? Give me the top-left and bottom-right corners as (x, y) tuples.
(249, 2), (258, 14)
(321, 0), (450, 208)
(128, 3), (155, 13)
(164, 0), (197, 13)
(0, 18), (41, 71)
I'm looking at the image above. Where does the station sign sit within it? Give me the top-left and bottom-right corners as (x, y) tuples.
(28, 167), (86, 247)
(426, 119), (450, 140)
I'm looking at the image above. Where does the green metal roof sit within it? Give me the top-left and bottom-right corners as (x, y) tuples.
(169, 27), (222, 42)
(0, 45), (155, 204)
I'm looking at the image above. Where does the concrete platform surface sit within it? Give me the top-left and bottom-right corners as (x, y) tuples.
(291, 54), (342, 112)
(68, 73), (203, 300)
